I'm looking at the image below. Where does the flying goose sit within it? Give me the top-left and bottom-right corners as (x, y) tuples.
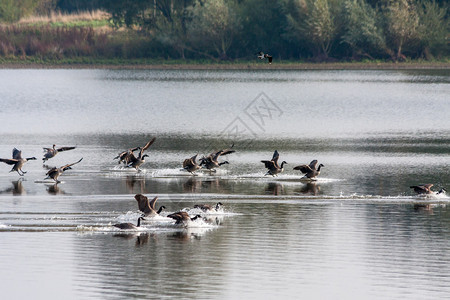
(410, 184), (446, 195)
(194, 202), (223, 212)
(134, 194), (165, 217)
(45, 158), (83, 183)
(127, 137), (156, 170)
(183, 154), (201, 175)
(257, 51), (273, 64)
(0, 148), (37, 176)
(167, 211), (203, 226)
(114, 146), (140, 165)
(43, 145), (76, 162)
(293, 160), (324, 180)
(199, 144), (235, 173)
(113, 216), (145, 230)
(261, 150), (287, 176)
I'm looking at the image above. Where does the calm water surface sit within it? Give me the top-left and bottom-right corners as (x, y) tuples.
(0, 69), (449, 299)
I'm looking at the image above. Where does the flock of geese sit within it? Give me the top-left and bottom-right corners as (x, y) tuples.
(0, 137), (447, 229)
(114, 194), (222, 230)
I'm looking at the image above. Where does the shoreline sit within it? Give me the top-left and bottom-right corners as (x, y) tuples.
(0, 61), (449, 70)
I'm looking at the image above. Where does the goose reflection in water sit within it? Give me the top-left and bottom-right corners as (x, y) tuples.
(113, 232), (154, 247)
(182, 177), (203, 193)
(0, 179), (26, 195)
(265, 182), (285, 195)
(295, 182), (321, 196)
(125, 175), (146, 193)
(46, 183), (66, 195)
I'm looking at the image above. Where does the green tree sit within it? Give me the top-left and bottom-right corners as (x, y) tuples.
(0, 0), (40, 23)
(286, 0), (338, 59)
(187, 0), (240, 59)
(415, 0), (448, 59)
(341, 0), (391, 59)
(382, 0), (419, 61)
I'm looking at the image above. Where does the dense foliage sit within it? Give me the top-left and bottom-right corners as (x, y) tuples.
(0, 0), (448, 61)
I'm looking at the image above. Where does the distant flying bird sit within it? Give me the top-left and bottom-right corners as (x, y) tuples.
(258, 51), (273, 64)
(410, 184), (446, 195)
(293, 160), (324, 180)
(45, 158), (83, 183)
(0, 148), (36, 176)
(43, 145), (76, 162)
(261, 150), (287, 176)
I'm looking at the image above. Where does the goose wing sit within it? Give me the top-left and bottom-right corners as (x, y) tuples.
(149, 196), (158, 210)
(309, 160), (318, 170)
(293, 164), (313, 174)
(167, 212), (183, 222)
(12, 148), (22, 160)
(135, 194), (152, 215)
(0, 158), (18, 165)
(141, 137), (156, 152)
(56, 146), (76, 152)
(413, 184), (433, 192)
(46, 167), (58, 176)
(261, 160), (276, 169)
(61, 158), (83, 171)
(271, 150), (280, 167)
(167, 211), (189, 222)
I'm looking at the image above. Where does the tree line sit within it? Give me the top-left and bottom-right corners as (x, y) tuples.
(0, 0), (448, 62)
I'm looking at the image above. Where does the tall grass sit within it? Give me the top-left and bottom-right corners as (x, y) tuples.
(0, 24), (169, 60)
(16, 10), (111, 28)
(18, 10), (108, 24)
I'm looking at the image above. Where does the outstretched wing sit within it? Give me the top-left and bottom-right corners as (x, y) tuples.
(135, 194), (152, 215)
(12, 148), (22, 160)
(261, 160), (275, 169)
(0, 158), (18, 165)
(142, 137), (156, 152)
(56, 146), (76, 152)
(149, 196), (158, 210)
(271, 150), (280, 167)
(61, 158), (83, 171)
(183, 155), (197, 168)
(293, 164), (312, 174)
(309, 160), (318, 170)
(46, 167), (58, 176)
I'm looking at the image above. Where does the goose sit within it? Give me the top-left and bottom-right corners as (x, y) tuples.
(293, 160), (324, 180)
(114, 146), (140, 165)
(410, 184), (446, 195)
(0, 148), (37, 176)
(42, 145), (76, 162)
(261, 150), (287, 176)
(199, 144), (235, 173)
(128, 137), (156, 170)
(167, 211), (203, 226)
(194, 202), (223, 212)
(45, 158), (83, 183)
(257, 51), (273, 64)
(134, 194), (165, 217)
(113, 216), (145, 230)
(183, 154), (201, 175)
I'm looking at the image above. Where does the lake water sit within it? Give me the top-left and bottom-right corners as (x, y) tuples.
(0, 68), (449, 299)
